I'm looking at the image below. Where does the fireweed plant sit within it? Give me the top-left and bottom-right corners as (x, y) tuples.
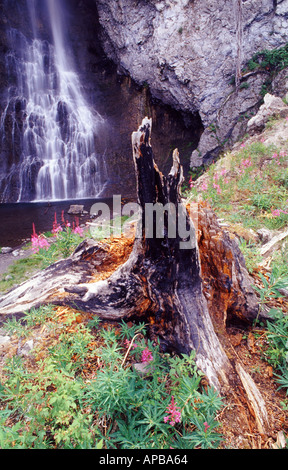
(0, 309), (223, 449)
(31, 211), (85, 267)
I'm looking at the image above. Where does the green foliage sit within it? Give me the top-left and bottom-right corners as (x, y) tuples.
(244, 44), (288, 97)
(0, 307), (224, 449)
(245, 44), (288, 76)
(264, 309), (288, 369)
(33, 228), (84, 268)
(119, 319), (147, 340)
(252, 193), (273, 211)
(253, 265), (288, 324)
(239, 82), (249, 90)
(0, 257), (43, 293)
(275, 168), (288, 189)
(237, 238), (263, 274)
(264, 308), (288, 396)
(247, 59), (258, 71)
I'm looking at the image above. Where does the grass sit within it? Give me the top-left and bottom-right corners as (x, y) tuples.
(186, 138), (288, 235)
(0, 257), (43, 293)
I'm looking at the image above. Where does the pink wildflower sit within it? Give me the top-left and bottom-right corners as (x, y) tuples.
(189, 176), (194, 189)
(220, 168), (227, 176)
(72, 217), (84, 236)
(213, 182), (222, 194)
(61, 210), (71, 228)
(141, 347), (153, 363)
(271, 153), (281, 165)
(272, 209), (288, 217)
(124, 339), (138, 350)
(52, 213), (63, 236)
(164, 396), (181, 426)
(73, 225), (84, 236)
(204, 421), (210, 433)
(241, 158), (252, 168)
(200, 181), (208, 191)
(31, 223), (49, 253)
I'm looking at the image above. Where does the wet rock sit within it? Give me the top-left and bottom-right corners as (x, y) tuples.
(68, 205), (84, 215)
(12, 249), (25, 257)
(1, 247), (13, 254)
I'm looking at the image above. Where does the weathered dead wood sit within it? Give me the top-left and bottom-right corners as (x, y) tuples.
(259, 229), (288, 257)
(0, 117), (271, 432)
(235, 362), (270, 435)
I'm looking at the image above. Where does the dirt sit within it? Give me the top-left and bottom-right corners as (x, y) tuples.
(218, 325), (288, 449)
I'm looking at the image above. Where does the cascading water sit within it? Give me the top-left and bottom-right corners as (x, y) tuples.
(0, 0), (106, 202)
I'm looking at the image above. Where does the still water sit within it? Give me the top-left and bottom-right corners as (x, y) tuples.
(0, 198), (114, 248)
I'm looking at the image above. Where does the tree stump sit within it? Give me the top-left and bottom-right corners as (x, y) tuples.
(0, 117), (270, 432)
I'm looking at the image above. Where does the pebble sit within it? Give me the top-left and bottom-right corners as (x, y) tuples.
(0, 335), (10, 346)
(12, 250), (25, 257)
(133, 362), (155, 376)
(17, 339), (34, 357)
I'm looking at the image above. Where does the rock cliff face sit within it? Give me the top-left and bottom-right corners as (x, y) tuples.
(95, 0), (288, 165)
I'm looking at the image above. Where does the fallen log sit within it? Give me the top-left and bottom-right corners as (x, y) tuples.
(0, 117), (269, 432)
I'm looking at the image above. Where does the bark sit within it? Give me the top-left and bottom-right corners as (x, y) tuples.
(0, 118), (267, 427)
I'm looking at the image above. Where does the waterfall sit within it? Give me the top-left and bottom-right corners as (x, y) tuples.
(0, 0), (106, 202)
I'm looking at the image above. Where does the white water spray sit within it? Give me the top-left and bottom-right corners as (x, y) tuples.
(0, 0), (106, 202)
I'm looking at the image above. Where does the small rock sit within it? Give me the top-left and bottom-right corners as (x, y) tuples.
(256, 228), (274, 244)
(1, 247), (13, 254)
(133, 362), (155, 377)
(5, 275), (13, 281)
(68, 205), (84, 215)
(247, 93), (288, 133)
(17, 339), (34, 357)
(0, 335), (11, 346)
